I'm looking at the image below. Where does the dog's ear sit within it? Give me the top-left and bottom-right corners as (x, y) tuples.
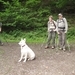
(24, 38), (26, 42)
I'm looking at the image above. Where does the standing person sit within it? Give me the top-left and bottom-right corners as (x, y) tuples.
(45, 15), (57, 49)
(57, 13), (68, 51)
(0, 19), (3, 46)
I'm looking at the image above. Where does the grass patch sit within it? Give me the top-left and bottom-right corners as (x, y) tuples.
(0, 27), (75, 44)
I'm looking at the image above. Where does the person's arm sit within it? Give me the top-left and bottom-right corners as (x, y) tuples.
(63, 18), (68, 33)
(0, 27), (1, 32)
(53, 21), (57, 31)
(48, 21), (50, 32)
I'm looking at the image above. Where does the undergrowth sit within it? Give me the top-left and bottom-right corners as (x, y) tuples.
(0, 27), (75, 43)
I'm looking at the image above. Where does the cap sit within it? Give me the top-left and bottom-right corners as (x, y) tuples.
(58, 13), (63, 16)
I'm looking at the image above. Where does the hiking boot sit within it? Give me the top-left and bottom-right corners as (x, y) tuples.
(45, 46), (49, 49)
(63, 48), (66, 51)
(59, 48), (62, 50)
(52, 46), (55, 49)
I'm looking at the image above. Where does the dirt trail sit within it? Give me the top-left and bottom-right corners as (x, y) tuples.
(0, 43), (75, 75)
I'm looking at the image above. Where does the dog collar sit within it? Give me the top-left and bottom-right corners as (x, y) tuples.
(22, 45), (25, 47)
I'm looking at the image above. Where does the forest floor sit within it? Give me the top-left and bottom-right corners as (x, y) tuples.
(0, 43), (75, 75)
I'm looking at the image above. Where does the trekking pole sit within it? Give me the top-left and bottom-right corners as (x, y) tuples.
(40, 31), (48, 50)
(55, 36), (59, 51)
(67, 39), (71, 52)
(41, 33), (47, 48)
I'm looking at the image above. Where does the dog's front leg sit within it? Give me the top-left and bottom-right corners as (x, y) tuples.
(18, 53), (23, 62)
(23, 53), (27, 62)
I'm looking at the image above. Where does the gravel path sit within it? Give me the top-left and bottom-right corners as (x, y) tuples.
(0, 43), (75, 75)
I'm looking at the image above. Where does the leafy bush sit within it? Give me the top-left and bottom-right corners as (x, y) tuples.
(0, 0), (51, 32)
(67, 27), (75, 39)
(0, 0), (75, 43)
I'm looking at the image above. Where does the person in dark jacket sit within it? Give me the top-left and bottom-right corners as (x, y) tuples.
(0, 19), (3, 46)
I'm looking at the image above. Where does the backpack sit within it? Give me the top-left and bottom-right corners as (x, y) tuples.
(57, 18), (65, 24)
(57, 18), (65, 29)
(52, 21), (56, 29)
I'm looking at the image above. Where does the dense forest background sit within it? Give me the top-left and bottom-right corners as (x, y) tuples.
(0, 0), (75, 42)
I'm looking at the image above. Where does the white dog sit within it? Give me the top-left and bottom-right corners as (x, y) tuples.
(18, 38), (35, 62)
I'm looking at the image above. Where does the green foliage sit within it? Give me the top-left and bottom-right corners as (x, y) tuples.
(0, 0), (75, 43)
(26, 0), (41, 8)
(0, 0), (75, 30)
(55, 0), (75, 13)
(0, 27), (47, 43)
(0, 26), (75, 43)
(0, 0), (51, 31)
(56, 0), (67, 8)
(67, 27), (75, 39)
